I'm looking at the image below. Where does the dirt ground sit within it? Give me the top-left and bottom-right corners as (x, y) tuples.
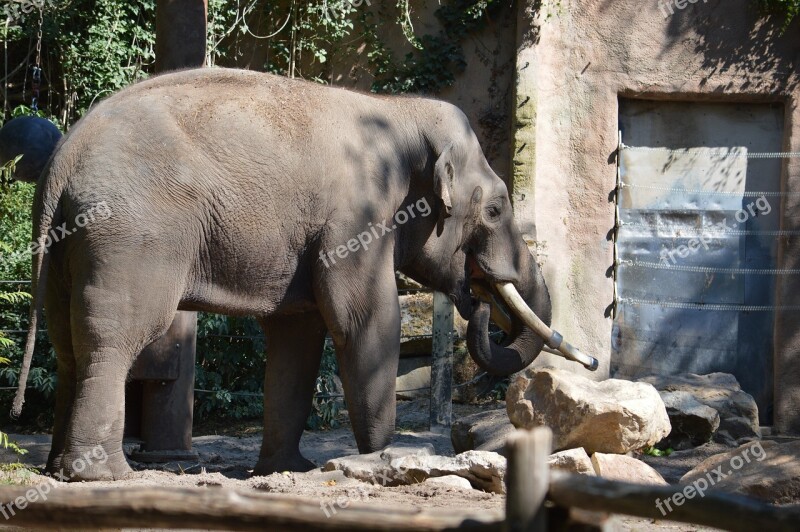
(0, 399), (730, 531)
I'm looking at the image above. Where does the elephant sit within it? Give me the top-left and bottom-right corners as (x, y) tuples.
(12, 67), (555, 481)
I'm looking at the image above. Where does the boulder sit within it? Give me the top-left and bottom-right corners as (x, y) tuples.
(507, 367), (671, 454)
(396, 365), (431, 400)
(658, 391), (720, 450)
(324, 446), (506, 493)
(548, 448), (595, 475)
(423, 475), (474, 490)
(590, 453), (667, 485)
(680, 440), (800, 504)
(323, 444), (434, 484)
(451, 409), (515, 455)
(639, 373), (760, 446)
(391, 450), (507, 494)
(398, 291), (469, 357)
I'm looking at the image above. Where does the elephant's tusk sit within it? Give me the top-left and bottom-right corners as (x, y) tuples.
(471, 283), (514, 333)
(494, 282), (599, 371)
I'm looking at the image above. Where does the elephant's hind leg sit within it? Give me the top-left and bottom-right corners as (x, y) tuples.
(253, 312), (327, 476)
(59, 283), (179, 481)
(45, 278), (76, 476)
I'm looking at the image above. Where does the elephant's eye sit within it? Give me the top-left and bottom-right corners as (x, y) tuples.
(486, 203), (502, 220)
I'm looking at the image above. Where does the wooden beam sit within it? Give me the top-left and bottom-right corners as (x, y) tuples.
(155, 0), (208, 72)
(429, 291), (454, 432)
(0, 485), (503, 531)
(505, 428), (552, 532)
(548, 470), (800, 532)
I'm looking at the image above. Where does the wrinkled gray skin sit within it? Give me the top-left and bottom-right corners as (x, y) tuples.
(20, 68), (551, 481)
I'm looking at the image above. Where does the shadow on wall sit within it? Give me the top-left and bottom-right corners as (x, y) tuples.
(663, 0), (799, 93)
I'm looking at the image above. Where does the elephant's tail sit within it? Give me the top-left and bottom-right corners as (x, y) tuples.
(11, 157), (65, 418)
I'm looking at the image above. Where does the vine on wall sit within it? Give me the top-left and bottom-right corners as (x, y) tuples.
(755, 0), (800, 29)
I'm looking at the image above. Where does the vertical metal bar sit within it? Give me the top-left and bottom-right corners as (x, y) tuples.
(612, 130), (623, 319)
(430, 291), (454, 433)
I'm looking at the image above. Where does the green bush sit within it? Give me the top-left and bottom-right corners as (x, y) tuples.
(755, 0), (800, 29)
(1, 292), (31, 455)
(0, 176), (56, 429)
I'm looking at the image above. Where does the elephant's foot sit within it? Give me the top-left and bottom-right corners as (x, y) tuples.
(253, 451), (317, 476)
(47, 447), (132, 482)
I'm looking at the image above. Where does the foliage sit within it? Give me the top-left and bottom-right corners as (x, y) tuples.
(2, 0), (156, 127)
(194, 313), (266, 421)
(0, 175), (55, 428)
(0, 343), (28, 456)
(368, 0), (505, 94)
(307, 343), (343, 430)
(755, 0), (800, 29)
(488, 377), (509, 401)
(643, 445), (674, 457)
(0, 156), (23, 187)
(195, 314), (342, 429)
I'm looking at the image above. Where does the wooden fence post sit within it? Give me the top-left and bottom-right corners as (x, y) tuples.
(430, 291), (454, 433)
(505, 427), (553, 532)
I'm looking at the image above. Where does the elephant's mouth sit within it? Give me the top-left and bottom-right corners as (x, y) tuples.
(463, 255), (511, 321)
(462, 254), (599, 373)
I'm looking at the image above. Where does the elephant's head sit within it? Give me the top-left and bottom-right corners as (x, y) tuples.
(403, 103), (552, 376)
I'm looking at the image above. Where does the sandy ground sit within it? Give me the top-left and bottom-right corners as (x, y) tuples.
(0, 399), (731, 531)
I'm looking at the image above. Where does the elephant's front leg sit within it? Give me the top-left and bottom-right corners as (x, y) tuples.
(321, 266), (401, 454)
(254, 312), (327, 476)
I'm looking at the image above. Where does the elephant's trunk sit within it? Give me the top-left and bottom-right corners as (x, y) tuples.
(466, 248), (552, 376)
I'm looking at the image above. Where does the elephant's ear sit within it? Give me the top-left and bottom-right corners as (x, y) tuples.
(434, 143), (455, 219)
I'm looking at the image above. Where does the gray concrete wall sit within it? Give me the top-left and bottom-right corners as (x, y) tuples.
(511, 0), (799, 432)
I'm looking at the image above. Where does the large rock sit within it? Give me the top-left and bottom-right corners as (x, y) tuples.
(324, 446), (506, 494)
(640, 373), (760, 446)
(391, 450), (507, 494)
(680, 440), (800, 504)
(323, 444), (434, 484)
(396, 365), (431, 400)
(547, 448), (595, 475)
(423, 475), (474, 490)
(398, 291), (469, 357)
(590, 453), (667, 485)
(451, 409), (514, 455)
(658, 391), (721, 450)
(507, 367), (671, 454)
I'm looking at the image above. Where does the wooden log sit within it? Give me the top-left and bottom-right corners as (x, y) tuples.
(0, 485), (503, 531)
(430, 291), (454, 433)
(505, 428), (552, 532)
(548, 470), (800, 532)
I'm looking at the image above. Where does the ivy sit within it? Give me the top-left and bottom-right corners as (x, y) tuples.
(754, 0), (800, 29)
(369, 0), (505, 94)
